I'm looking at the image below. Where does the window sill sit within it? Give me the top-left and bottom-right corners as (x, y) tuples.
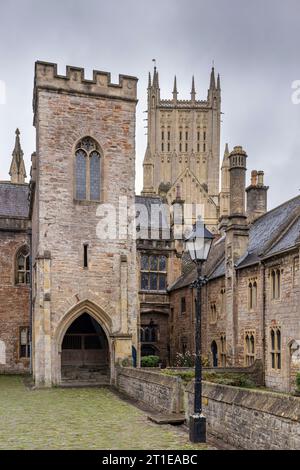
(73, 199), (101, 206)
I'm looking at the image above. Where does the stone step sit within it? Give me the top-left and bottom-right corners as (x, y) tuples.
(147, 413), (186, 425)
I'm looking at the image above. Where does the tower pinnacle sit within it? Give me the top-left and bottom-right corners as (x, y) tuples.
(9, 128), (26, 184)
(172, 75), (178, 101)
(191, 76), (196, 101)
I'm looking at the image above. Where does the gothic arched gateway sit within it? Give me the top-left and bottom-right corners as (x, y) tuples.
(61, 313), (110, 384)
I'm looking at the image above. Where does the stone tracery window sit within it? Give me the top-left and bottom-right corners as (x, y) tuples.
(248, 279), (257, 310)
(16, 246), (30, 285)
(140, 254), (167, 291)
(271, 268), (281, 300)
(75, 137), (101, 201)
(270, 327), (281, 370)
(245, 330), (255, 366)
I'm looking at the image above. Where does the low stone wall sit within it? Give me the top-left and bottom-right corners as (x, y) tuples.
(185, 381), (300, 450)
(116, 367), (300, 449)
(166, 359), (264, 386)
(116, 367), (183, 414)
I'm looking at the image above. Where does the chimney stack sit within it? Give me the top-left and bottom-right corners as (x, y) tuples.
(228, 145), (247, 219)
(246, 170), (268, 222)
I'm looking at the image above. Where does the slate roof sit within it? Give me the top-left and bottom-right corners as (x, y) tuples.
(135, 194), (170, 234)
(168, 195), (300, 291)
(264, 214), (300, 257)
(0, 182), (29, 218)
(237, 195), (300, 267)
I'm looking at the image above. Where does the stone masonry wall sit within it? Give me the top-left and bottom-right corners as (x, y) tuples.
(0, 229), (30, 373)
(117, 368), (300, 449)
(116, 367), (183, 414)
(31, 63), (139, 385)
(186, 381), (300, 450)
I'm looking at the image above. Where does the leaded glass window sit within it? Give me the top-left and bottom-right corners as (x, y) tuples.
(75, 150), (87, 200)
(140, 254), (167, 291)
(90, 151), (101, 201)
(75, 137), (101, 201)
(16, 246), (30, 285)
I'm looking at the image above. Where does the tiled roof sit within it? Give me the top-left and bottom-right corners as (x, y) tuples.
(0, 182), (29, 218)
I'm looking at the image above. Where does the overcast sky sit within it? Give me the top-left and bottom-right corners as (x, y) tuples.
(0, 0), (300, 209)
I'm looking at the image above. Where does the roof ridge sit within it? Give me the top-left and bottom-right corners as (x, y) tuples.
(260, 206), (300, 256)
(253, 194), (300, 224)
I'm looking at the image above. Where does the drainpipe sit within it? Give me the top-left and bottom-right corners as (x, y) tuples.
(260, 261), (266, 386)
(28, 226), (33, 375)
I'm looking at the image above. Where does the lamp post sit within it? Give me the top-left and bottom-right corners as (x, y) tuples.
(185, 217), (213, 443)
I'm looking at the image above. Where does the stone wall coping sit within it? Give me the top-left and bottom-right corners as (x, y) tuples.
(186, 380), (300, 422)
(117, 366), (181, 388)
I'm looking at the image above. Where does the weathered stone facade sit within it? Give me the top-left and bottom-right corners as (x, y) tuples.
(30, 62), (139, 386)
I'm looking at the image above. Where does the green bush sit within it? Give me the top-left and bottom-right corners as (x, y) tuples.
(296, 372), (300, 392)
(141, 355), (160, 368)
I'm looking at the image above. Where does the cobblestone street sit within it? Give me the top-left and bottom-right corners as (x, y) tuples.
(0, 376), (209, 450)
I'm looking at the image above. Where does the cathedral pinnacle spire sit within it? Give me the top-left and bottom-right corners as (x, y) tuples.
(191, 76), (196, 101)
(217, 73), (221, 90)
(9, 128), (26, 184)
(153, 66), (159, 88)
(172, 75), (178, 101)
(148, 71), (151, 88)
(209, 66), (216, 89)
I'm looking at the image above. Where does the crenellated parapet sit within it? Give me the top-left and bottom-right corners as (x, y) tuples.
(33, 61), (138, 116)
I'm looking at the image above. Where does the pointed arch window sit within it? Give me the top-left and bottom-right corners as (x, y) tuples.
(75, 137), (101, 201)
(16, 246), (30, 285)
(245, 330), (255, 366)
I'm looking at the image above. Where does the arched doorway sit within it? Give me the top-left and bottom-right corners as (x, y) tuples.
(211, 340), (218, 367)
(61, 313), (109, 384)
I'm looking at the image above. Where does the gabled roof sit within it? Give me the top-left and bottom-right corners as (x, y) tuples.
(263, 214), (300, 257)
(237, 195), (300, 268)
(0, 182), (29, 219)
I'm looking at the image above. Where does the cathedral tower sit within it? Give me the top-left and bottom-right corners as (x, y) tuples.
(142, 66), (221, 231)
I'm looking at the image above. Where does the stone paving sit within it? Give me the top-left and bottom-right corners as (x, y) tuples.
(0, 376), (210, 450)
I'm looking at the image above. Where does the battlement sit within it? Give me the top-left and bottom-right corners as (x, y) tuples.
(33, 61), (138, 110)
(159, 98), (209, 109)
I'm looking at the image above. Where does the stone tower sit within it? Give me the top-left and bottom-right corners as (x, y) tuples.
(9, 129), (27, 184)
(142, 66), (221, 232)
(31, 61), (138, 386)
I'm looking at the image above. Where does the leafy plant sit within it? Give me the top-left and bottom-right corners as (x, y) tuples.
(174, 351), (209, 368)
(296, 372), (300, 392)
(141, 355), (160, 368)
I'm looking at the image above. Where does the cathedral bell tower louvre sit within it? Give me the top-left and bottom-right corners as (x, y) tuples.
(141, 65), (221, 232)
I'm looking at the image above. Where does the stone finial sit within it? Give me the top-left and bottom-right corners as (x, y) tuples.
(209, 67), (216, 89)
(191, 76), (196, 101)
(153, 66), (159, 88)
(172, 75), (178, 101)
(217, 73), (221, 90)
(9, 128), (27, 184)
(148, 71), (151, 88)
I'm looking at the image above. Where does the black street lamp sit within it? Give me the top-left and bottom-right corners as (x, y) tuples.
(185, 217), (213, 443)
